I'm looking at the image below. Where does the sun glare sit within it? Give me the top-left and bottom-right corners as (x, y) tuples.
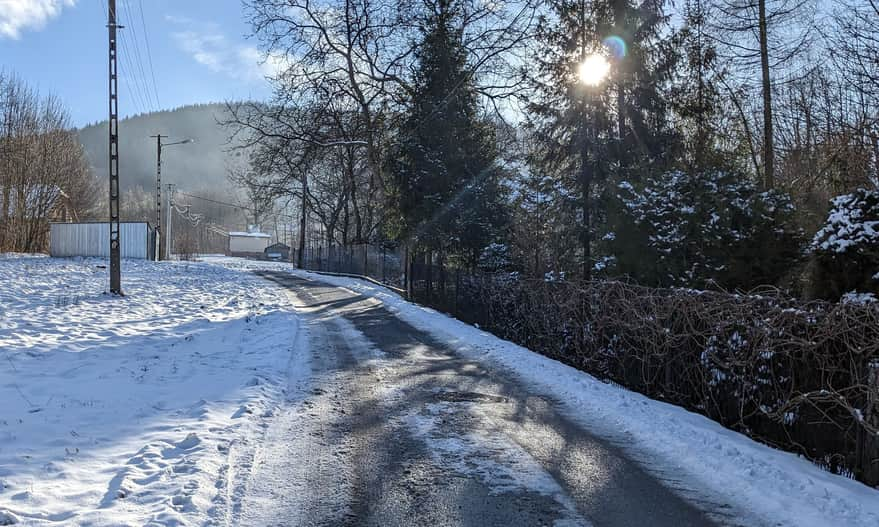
(578, 54), (610, 86)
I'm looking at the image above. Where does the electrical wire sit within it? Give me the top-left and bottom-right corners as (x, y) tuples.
(137, 0), (162, 109)
(118, 28), (150, 112)
(122, 0), (159, 109)
(98, 0), (143, 115)
(176, 191), (299, 222)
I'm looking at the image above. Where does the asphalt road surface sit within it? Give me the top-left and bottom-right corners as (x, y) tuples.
(237, 271), (749, 527)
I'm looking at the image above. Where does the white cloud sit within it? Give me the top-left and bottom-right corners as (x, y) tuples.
(0, 0), (75, 39)
(168, 18), (286, 83)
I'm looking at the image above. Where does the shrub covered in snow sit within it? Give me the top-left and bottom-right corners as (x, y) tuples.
(610, 170), (802, 289)
(841, 291), (878, 305)
(808, 188), (879, 300)
(477, 242), (511, 272)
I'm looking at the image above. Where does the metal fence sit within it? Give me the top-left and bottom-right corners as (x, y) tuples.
(49, 222), (155, 260)
(294, 243), (407, 289)
(290, 243), (879, 486)
(293, 245), (484, 321)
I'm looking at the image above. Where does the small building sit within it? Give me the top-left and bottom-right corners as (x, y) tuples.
(264, 242), (290, 261)
(228, 230), (271, 258)
(50, 222), (155, 260)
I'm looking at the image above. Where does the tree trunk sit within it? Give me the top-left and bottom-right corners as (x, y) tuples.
(297, 175), (308, 269)
(758, 0), (775, 189)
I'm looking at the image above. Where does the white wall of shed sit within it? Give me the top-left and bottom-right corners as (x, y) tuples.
(50, 223), (150, 259)
(229, 236), (270, 253)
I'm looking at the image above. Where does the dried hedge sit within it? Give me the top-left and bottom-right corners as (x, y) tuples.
(447, 276), (879, 487)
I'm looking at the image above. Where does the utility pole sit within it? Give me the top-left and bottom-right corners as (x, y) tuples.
(150, 137), (191, 260)
(107, 0), (123, 294)
(166, 183), (174, 260)
(150, 134), (165, 261)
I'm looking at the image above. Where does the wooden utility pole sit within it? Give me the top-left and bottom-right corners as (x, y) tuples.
(108, 0), (123, 294)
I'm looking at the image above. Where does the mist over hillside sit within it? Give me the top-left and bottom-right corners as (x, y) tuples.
(77, 103), (248, 195)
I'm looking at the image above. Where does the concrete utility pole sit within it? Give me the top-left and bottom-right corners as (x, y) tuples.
(150, 134), (165, 261)
(166, 183), (174, 260)
(149, 136), (191, 260)
(107, 0), (123, 294)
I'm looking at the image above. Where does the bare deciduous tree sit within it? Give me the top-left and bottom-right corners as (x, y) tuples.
(0, 72), (98, 253)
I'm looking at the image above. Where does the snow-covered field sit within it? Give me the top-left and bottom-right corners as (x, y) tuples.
(0, 255), (305, 526)
(217, 258), (879, 527)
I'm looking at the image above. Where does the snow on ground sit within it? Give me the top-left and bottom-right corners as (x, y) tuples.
(5, 254), (879, 526)
(215, 258), (879, 527)
(0, 255), (305, 526)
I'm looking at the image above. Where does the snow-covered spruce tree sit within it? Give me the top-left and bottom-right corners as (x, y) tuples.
(389, 0), (508, 268)
(527, 0), (679, 280)
(808, 188), (879, 301)
(611, 169), (802, 289)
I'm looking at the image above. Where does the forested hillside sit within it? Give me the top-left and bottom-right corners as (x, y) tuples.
(77, 103), (246, 194)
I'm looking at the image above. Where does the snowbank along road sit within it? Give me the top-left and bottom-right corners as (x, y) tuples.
(239, 270), (740, 527)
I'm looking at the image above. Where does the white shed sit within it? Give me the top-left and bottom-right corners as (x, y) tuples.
(228, 230), (271, 257)
(50, 222), (155, 259)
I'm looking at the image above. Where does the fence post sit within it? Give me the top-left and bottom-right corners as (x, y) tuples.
(454, 268), (460, 317)
(363, 244), (368, 277)
(404, 245), (409, 298)
(426, 251), (432, 302)
(861, 360), (879, 486)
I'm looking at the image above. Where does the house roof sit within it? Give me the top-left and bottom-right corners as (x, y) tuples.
(228, 231), (271, 238)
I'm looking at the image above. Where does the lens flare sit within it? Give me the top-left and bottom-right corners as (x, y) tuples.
(603, 35), (627, 59)
(578, 54), (611, 86)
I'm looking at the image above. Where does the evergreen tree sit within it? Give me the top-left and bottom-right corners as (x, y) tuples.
(808, 189), (879, 300)
(611, 169), (802, 289)
(509, 158), (581, 278)
(527, 0), (678, 280)
(670, 0), (729, 171)
(390, 0), (508, 266)
(527, 1), (611, 280)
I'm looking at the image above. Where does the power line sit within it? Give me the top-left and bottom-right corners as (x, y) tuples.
(176, 191), (299, 221)
(117, 54), (141, 114)
(118, 31), (149, 112)
(97, 0), (155, 113)
(172, 201), (204, 227)
(137, 0), (161, 109)
(99, 0), (141, 115)
(176, 191), (250, 210)
(122, 0), (158, 109)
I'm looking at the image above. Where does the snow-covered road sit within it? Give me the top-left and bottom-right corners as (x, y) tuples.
(237, 270), (728, 526)
(2, 255), (878, 526)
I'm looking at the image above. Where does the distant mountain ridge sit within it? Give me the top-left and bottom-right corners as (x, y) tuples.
(77, 103), (248, 194)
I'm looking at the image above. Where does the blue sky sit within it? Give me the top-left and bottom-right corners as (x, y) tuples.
(0, 0), (274, 127)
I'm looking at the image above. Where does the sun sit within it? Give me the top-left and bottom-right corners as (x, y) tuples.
(578, 54), (610, 86)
